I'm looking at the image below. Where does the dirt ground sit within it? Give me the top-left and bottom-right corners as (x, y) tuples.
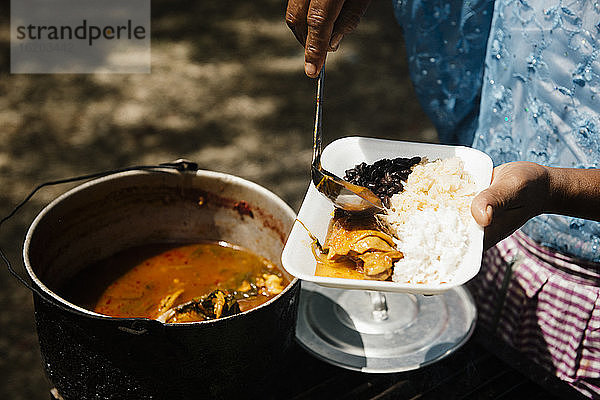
(0, 1), (433, 398)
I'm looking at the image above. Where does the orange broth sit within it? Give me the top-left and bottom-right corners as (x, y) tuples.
(315, 258), (366, 280)
(62, 242), (289, 322)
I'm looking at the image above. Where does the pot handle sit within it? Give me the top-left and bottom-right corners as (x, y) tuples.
(0, 160), (199, 315)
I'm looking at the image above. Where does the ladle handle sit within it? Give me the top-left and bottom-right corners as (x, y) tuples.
(312, 68), (325, 169)
(0, 161), (198, 321)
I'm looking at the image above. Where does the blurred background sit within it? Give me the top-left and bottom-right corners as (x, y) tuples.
(0, 1), (433, 398)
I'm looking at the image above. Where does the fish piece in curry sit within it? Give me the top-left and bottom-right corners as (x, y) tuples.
(315, 210), (403, 280)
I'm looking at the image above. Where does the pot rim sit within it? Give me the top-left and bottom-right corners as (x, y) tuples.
(23, 167), (299, 325)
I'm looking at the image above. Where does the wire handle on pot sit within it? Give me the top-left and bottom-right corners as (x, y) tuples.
(0, 160), (199, 319)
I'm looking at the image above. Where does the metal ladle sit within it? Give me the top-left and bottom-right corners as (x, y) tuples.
(311, 69), (384, 212)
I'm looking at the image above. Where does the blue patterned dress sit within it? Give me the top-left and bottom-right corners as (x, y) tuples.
(393, 0), (600, 396)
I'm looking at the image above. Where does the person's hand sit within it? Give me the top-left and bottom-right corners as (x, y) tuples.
(285, 0), (372, 77)
(471, 161), (550, 250)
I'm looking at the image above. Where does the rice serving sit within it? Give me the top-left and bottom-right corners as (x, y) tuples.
(382, 157), (477, 284)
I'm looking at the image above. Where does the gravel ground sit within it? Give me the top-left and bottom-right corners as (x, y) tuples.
(0, 1), (433, 398)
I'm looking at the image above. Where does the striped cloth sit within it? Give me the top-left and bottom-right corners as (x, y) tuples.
(468, 230), (600, 398)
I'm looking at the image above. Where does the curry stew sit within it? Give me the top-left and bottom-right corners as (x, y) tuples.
(62, 242), (290, 323)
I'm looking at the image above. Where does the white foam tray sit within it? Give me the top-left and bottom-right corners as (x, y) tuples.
(282, 136), (493, 295)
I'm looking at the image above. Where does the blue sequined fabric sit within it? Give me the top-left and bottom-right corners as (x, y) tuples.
(394, 0), (600, 262)
(393, 0), (495, 144)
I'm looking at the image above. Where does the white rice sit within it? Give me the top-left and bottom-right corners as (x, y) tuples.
(381, 157), (477, 284)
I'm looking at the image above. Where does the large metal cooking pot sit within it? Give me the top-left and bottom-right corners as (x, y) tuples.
(22, 165), (300, 399)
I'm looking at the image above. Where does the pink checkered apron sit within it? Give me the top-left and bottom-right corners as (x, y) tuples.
(468, 230), (600, 398)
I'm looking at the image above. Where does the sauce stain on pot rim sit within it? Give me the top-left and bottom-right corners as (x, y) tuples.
(22, 167), (298, 326)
